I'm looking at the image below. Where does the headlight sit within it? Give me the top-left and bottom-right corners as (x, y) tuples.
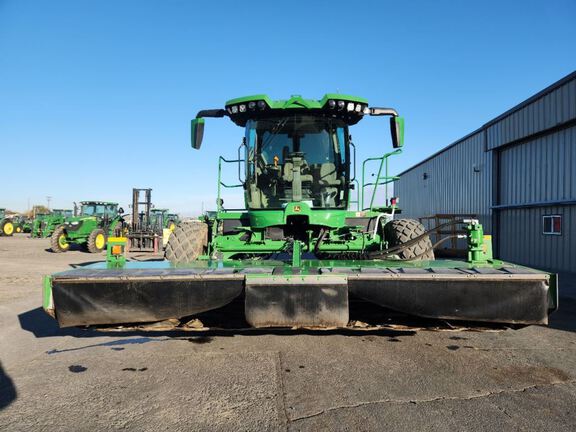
(347, 102), (355, 111)
(231, 105), (238, 114)
(257, 100), (266, 110)
(239, 104), (246, 113)
(337, 100), (345, 110)
(248, 101), (256, 110)
(328, 100), (336, 109)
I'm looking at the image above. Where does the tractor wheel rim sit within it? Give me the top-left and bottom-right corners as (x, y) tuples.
(4, 223), (14, 235)
(95, 233), (105, 249)
(58, 234), (69, 249)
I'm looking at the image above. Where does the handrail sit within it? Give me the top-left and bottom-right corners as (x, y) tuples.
(348, 179), (361, 211)
(217, 156), (245, 211)
(360, 149), (402, 210)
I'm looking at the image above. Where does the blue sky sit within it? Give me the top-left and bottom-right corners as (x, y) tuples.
(1, 0), (575, 214)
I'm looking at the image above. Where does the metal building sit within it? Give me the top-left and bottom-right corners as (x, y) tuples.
(394, 71), (576, 273)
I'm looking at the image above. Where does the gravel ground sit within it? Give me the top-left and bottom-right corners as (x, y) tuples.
(1, 234), (575, 431)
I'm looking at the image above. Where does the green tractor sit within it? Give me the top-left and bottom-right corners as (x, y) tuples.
(50, 201), (124, 253)
(43, 94), (556, 329)
(0, 208), (16, 237)
(12, 215), (32, 234)
(150, 209), (180, 231)
(31, 209), (74, 238)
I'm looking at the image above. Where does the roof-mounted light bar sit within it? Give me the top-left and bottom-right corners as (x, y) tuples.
(225, 99), (269, 116)
(325, 99), (368, 115)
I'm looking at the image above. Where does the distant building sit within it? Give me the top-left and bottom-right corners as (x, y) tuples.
(394, 71), (576, 273)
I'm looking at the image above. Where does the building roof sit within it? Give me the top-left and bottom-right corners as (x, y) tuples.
(398, 70), (576, 176)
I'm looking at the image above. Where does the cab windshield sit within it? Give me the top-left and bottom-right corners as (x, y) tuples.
(81, 203), (117, 217)
(245, 115), (349, 209)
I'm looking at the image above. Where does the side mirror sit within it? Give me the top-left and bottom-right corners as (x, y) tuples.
(191, 118), (205, 150)
(390, 116), (404, 148)
(118, 207), (124, 214)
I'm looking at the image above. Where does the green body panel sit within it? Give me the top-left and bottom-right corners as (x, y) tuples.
(42, 275), (53, 312)
(247, 206), (347, 229)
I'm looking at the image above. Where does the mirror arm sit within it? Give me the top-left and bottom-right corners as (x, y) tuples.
(368, 107), (398, 117)
(196, 109), (228, 118)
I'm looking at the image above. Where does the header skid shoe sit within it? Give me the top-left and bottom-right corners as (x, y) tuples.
(245, 275), (349, 328)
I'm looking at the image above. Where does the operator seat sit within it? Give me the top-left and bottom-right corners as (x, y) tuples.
(314, 163), (342, 207)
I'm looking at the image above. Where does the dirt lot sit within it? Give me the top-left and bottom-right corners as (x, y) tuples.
(1, 234), (575, 431)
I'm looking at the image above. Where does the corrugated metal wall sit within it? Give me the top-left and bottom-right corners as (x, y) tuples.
(394, 71), (576, 273)
(498, 126), (576, 205)
(487, 77), (576, 150)
(499, 206), (574, 272)
(495, 124), (576, 272)
(395, 131), (493, 233)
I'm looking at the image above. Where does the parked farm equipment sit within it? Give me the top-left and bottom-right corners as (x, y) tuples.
(0, 208), (16, 236)
(150, 209), (179, 231)
(126, 188), (164, 252)
(43, 94), (557, 329)
(31, 209), (74, 238)
(50, 201), (124, 253)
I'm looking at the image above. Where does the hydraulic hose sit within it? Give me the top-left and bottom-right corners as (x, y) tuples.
(369, 219), (467, 259)
(401, 234), (463, 261)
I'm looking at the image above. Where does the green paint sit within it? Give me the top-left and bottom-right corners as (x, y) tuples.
(42, 275), (53, 312)
(292, 241), (302, 267)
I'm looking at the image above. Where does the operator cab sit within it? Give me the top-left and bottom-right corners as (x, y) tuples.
(80, 202), (119, 218)
(53, 209), (73, 218)
(245, 115), (349, 209)
(190, 94), (405, 212)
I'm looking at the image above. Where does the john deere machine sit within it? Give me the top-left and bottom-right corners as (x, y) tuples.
(11, 215), (32, 234)
(0, 208), (16, 236)
(31, 209), (73, 238)
(150, 209), (179, 231)
(43, 94), (557, 328)
(50, 201), (124, 253)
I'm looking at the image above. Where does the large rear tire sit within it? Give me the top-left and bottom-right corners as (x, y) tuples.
(165, 222), (208, 263)
(87, 229), (107, 253)
(51, 225), (70, 253)
(384, 219), (435, 260)
(0, 220), (14, 237)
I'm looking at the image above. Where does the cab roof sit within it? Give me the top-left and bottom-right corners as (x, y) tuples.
(223, 94), (369, 127)
(80, 201), (118, 205)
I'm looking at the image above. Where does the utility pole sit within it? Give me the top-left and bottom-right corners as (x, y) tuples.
(46, 196), (52, 210)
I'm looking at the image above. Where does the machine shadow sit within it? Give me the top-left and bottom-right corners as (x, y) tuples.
(548, 296), (576, 333)
(18, 303), (420, 340)
(0, 361), (17, 411)
(18, 293), (521, 341)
